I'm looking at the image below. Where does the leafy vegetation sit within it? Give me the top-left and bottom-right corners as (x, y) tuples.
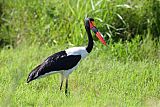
(0, 0), (160, 46)
(0, 41), (160, 106)
(0, 0), (160, 107)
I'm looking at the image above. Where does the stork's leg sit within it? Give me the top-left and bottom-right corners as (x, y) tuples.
(65, 78), (68, 95)
(60, 74), (64, 90)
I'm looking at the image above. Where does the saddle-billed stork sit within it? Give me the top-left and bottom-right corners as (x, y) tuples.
(27, 17), (106, 94)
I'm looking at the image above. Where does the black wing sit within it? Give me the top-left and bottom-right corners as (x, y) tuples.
(27, 51), (81, 83)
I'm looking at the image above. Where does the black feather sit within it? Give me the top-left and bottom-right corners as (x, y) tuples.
(27, 51), (81, 83)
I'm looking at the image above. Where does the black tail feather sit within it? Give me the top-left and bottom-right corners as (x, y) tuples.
(27, 64), (41, 83)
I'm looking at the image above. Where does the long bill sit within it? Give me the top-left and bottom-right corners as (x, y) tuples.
(91, 27), (106, 46)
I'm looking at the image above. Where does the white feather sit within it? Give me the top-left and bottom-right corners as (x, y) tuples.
(65, 47), (88, 58)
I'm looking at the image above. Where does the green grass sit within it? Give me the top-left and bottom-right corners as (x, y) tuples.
(0, 43), (159, 107)
(0, 0), (160, 106)
(0, 0), (160, 46)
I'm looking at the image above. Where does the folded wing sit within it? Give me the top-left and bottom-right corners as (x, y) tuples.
(27, 51), (81, 83)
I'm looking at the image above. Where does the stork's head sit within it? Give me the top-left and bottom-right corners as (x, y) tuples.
(84, 18), (106, 45)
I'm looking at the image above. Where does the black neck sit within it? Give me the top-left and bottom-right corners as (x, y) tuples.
(86, 27), (93, 53)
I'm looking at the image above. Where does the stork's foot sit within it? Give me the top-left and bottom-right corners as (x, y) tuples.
(60, 80), (63, 91)
(60, 74), (64, 91)
(65, 89), (70, 96)
(65, 78), (69, 96)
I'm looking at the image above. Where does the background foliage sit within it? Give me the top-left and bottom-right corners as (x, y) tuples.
(0, 0), (160, 47)
(0, 0), (160, 106)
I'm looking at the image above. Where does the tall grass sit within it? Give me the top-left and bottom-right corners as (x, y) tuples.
(0, 0), (160, 106)
(0, 40), (159, 106)
(0, 0), (160, 47)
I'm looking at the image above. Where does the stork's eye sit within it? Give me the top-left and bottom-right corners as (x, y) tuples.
(91, 21), (95, 26)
